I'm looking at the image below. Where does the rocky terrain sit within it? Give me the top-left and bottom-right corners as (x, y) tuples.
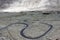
(0, 0), (60, 12)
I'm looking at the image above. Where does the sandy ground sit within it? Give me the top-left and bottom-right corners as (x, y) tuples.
(0, 11), (60, 40)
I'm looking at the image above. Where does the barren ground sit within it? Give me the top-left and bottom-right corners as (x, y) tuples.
(0, 11), (60, 40)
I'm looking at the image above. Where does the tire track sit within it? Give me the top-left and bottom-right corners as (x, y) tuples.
(0, 22), (53, 39)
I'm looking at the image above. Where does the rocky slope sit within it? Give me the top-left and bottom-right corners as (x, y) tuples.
(0, 0), (60, 12)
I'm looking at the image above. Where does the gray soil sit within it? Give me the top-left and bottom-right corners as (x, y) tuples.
(0, 11), (60, 40)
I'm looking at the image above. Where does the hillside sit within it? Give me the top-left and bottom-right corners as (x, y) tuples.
(0, 0), (60, 12)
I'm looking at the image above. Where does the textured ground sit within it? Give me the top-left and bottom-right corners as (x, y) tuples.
(0, 11), (60, 40)
(0, 0), (60, 12)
